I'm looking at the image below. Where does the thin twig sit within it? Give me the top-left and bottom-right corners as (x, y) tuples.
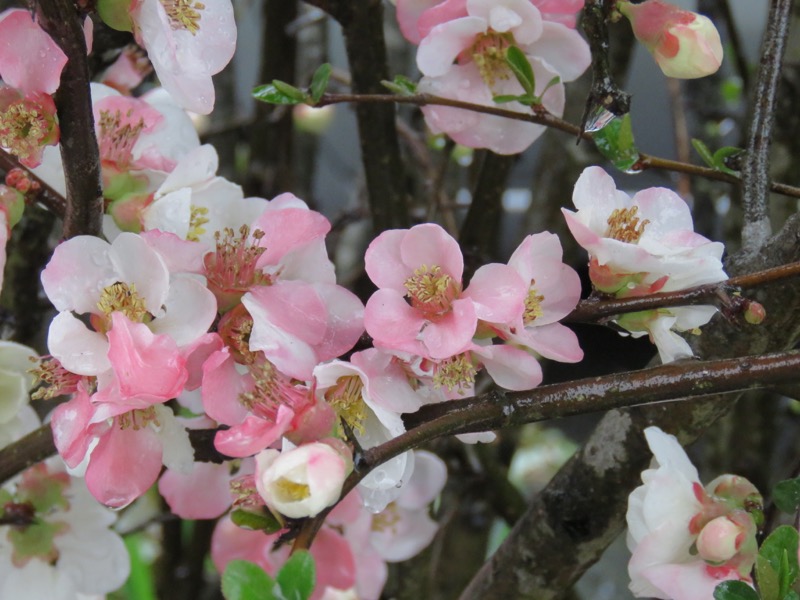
(740, 0), (793, 251)
(0, 148), (66, 217)
(315, 92), (800, 200)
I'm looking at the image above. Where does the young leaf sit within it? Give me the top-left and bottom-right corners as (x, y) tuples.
(692, 138), (715, 168)
(712, 146), (744, 175)
(713, 580), (760, 600)
(774, 478), (800, 514)
(309, 63), (332, 104)
(381, 75), (417, 96)
(757, 525), (800, 600)
(230, 508), (282, 533)
(505, 46), (535, 96)
(222, 560), (278, 600)
(533, 75), (562, 104)
(253, 80), (307, 105)
(713, 580), (759, 600)
(276, 550), (316, 600)
(593, 113), (640, 172)
(492, 94), (531, 105)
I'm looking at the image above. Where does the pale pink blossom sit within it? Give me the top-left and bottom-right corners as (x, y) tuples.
(130, 0), (236, 114)
(412, 0), (590, 153)
(563, 167), (726, 362)
(365, 223), (526, 360)
(0, 341), (39, 447)
(0, 9), (66, 96)
(0, 462), (130, 600)
(627, 427), (760, 600)
(619, 0), (723, 79)
(254, 441), (350, 519)
(0, 87), (59, 168)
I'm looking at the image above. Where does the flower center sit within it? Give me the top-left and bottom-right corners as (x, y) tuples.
(0, 100), (54, 163)
(117, 406), (159, 430)
(433, 353), (476, 393)
(324, 375), (367, 435)
(160, 0), (205, 34)
(523, 282), (545, 325)
(404, 265), (459, 315)
(204, 226), (272, 311)
(372, 503), (401, 533)
(274, 479), (310, 503)
(98, 108), (146, 169)
(97, 282), (148, 322)
(470, 31), (513, 89)
(30, 356), (83, 401)
(606, 206), (649, 243)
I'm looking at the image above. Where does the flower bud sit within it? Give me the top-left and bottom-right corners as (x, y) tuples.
(619, 0), (723, 79)
(254, 441), (350, 519)
(696, 515), (742, 564)
(744, 301), (766, 325)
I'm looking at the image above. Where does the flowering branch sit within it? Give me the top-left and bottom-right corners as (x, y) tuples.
(314, 92), (800, 200)
(740, 0), (793, 251)
(29, 0), (103, 238)
(565, 260), (800, 324)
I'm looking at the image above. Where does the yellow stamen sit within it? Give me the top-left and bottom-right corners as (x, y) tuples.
(523, 281), (545, 325)
(471, 32), (513, 89)
(606, 206), (649, 243)
(97, 282), (148, 322)
(187, 205), (209, 241)
(433, 354), (476, 393)
(404, 265), (458, 314)
(118, 406), (159, 430)
(0, 102), (51, 162)
(274, 479), (310, 502)
(372, 503), (401, 533)
(160, 0), (205, 34)
(325, 375), (368, 435)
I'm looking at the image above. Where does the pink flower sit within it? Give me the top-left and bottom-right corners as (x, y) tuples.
(0, 87), (59, 168)
(411, 0), (590, 153)
(627, 427), (760, 599)
(493, 232), (583, 363)
(563, 167), (726, 362)
(254, 441), (351, 518)
(618, 0), (723, 79)
(130, 0), (237, 114)
(364, 223), (527, 359)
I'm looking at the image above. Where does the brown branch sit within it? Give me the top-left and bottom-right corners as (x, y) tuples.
(315, 92), (800, 200)
(30, 0), (103, 238)
(740, 0), (793, 251)
(565, 260), (800, 323)
(0, 148), (66, 217)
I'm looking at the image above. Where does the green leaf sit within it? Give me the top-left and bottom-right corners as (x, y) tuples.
(276, 551), (316, 600)
(381, 75), (417, 95)
(757, 525), (800, 600)
(222, 560), (278, 600)
(711, 146), (744, 175)
(309, 63), (332, 104)
(692, 138), (716, 168)
(713, 580), (759, 600)
(253, 82), (307, 105)
(505, 46), (535, 96)
(593, 113), (640, 172)
(97, 0), (133, 32)
(772, 477), (800, 514)
(122, 534), (157, 600)
(230, 508), (283, 533)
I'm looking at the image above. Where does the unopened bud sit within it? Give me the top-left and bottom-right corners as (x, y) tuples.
(744, 301), (766, 325)
(618, 0), (723, 79)
(696, 516), (742, 564)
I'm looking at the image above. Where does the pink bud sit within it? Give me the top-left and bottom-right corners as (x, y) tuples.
(619, 0), (723, 79)
(744, 301), (766, 325)
(696, 516), (742, 564)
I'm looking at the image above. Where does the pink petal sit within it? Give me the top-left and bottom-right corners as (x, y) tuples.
(0, 10), (66, 95)
(463, 263), (526, 323)
(395, 0), (448, 43)
(352, 349), (423, 414)
(201, 348), (252, 425)
(41, 236), (115, 314)
(515, 322), (583, 363)
(364, 229), (412, 291)
(106, 312), (188, 400)
(417, 0), (468, 39)
(159, 462), (232, 519)
(51, 386), (96, 468)
(313, 283), (365, 362)
(181, 332), (224, 391)
(140, 230), (208, 274)
(473, 344), (542, 390)
(312, 528), (357, 592)
(466, 0), (543, 44)
(252, 207), (331, 268)
(524, 22), (590, 82)
(400, 223), (464, 282)
(397, 450), (447, 509)
(364, 289), (427, 356)
(48, 311), (111, 376)
(149, 276), (217, 347)
(214, 408), (294, 458)
(422, 298), (476, 358)
(109, 232), (170, 315)
(85, 420), (163, 507)
(417, 17), (487, 77)
(633, 187), (694, 237)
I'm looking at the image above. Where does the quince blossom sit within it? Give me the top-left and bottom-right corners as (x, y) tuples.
(364, 223), (527, 360)
(405, 0), (590, 154)
(627, 427), (761, 599)
(563, 167), (726, 363)
(0, 462), (130, 600)
(619, 0), (723, 79)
